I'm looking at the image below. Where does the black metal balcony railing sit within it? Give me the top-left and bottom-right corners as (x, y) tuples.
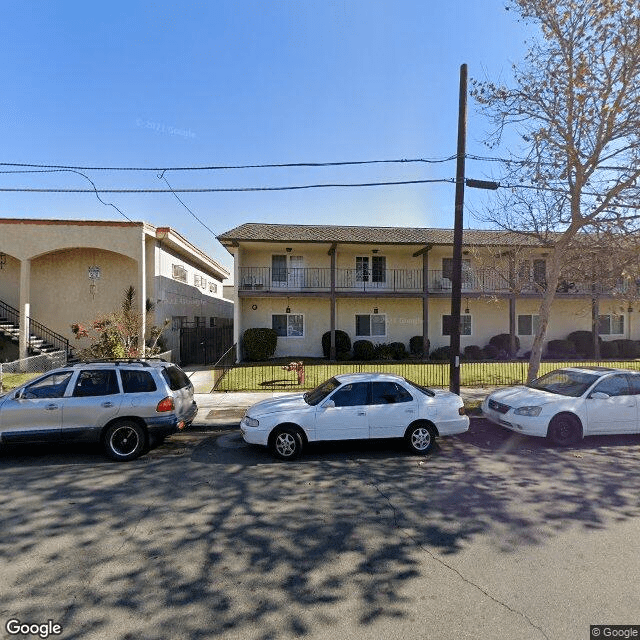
(238, 267), (629, 296)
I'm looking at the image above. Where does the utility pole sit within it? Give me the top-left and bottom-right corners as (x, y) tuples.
(449, 63), (467, 395)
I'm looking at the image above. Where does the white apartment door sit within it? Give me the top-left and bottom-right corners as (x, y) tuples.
(288, 255), (305, 288)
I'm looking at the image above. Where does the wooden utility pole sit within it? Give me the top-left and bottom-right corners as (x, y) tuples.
(449, 63), (467, 394)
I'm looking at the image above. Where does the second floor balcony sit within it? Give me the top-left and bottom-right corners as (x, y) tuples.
(238, 266), (624, 296)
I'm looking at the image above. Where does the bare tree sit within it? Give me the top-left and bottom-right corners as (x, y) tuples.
(472, 0), (640, 380)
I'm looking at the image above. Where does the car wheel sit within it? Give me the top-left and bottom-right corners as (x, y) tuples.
(406, 423), (436, 454)
(270, 427), (303, 461)
(104, 420), (147, 461)
(547, 414), (582, 446)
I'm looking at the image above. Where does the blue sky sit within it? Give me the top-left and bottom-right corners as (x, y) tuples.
(1, 1), (534, 273)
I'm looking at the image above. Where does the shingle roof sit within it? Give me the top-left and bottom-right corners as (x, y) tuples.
(217, 223), (545, 247)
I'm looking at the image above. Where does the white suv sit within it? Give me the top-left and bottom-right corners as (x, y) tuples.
(0, 359), (197, 461)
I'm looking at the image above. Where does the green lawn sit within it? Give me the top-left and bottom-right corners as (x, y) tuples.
(0, 372), (41, 392)
(215, 358), (640, 392)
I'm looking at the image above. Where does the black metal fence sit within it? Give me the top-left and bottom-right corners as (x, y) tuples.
(179, 324), (234, 365)
(213, 358), (640, 392)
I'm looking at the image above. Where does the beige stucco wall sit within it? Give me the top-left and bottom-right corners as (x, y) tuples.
(30, 247), (138, 350)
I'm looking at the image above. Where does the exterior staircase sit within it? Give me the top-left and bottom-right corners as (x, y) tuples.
(0, 299), (74, 360)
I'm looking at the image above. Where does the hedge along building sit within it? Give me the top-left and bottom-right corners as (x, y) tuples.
(217, 222), (639, 360)
(0, 218), (232, 362)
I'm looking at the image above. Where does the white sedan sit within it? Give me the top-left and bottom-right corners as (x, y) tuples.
(482, 366), (640, 445)
(241, 372), (469, 460)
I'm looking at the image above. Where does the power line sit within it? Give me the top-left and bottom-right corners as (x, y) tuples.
(0, 178), (456, 193)
(0, 156), (458, 172)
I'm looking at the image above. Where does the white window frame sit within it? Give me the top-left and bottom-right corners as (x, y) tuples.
(599, 314), (625, 335)
(172, 264), (188, 283)
(355, 314), (387, 338)
(441, 314), (472, 336)
(272, 313), (305, 338)
(517, 314), (540, 336)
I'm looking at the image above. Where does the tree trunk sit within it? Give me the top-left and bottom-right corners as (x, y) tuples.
(527, 248), (565, 382)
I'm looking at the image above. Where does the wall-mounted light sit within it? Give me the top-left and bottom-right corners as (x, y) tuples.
(286, 247), (293, 253)
(464, 298), (470, 314)
(628, 305), (633, 313)
(251, 304), (258, 310)
(372, 249), (379, 254)
(373, 307), (378, 314)
(286, 298), (291, 314)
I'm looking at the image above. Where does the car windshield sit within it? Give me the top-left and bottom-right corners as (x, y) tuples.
(405, 379), (436, 397)
(526, 370), (600, 397)
(304, 377), (341, 406)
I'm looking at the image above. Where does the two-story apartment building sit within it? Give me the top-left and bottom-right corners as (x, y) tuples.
(218, 223), (635, 360)
(0, 218), (233, 362)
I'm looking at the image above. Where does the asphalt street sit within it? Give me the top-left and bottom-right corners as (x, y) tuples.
(0, 397), (639, 640)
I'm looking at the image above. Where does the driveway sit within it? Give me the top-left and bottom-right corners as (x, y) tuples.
(0, 415), (639, 640)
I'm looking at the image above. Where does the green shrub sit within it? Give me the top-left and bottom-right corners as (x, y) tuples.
(321, 330), (351, 359)
(429, 346), (452, 361)
(567, 330), (600, 357)
(601, 340), (620, 358)
(242, 328), (278, 361)
(489, 333), (520, 355)
(374, 343), (395, 360)
(353, 340), (375, 360)
(482, 344), (499, 360)
(409, 336), (429, 357)
(463, 345), (483, 360)
(612, 339), (640, 358)
(389, 341), (408, 360)
(546, 339), (577, 358)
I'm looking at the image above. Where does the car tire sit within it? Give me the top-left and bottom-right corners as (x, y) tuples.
(405, 422), (436, 455)
(104, 420), (147, 461)
(547, 413), (582, 446)
(270, 426), (303, 461)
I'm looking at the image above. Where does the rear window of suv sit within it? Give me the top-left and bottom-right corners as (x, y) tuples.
(121, 370), (157, 393)
(161, 365), (191, 391)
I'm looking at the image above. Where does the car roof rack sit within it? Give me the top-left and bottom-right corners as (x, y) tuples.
(75, 358), (160, 367)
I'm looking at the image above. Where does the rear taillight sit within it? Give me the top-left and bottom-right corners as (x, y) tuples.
(458, 406), (466, 415)
(157, 396), (175, 412)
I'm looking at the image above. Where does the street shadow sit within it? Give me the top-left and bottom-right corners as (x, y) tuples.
(1, 419), (640, 638)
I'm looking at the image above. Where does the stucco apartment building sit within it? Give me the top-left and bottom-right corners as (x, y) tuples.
(218, 223), (633, 360)
(0, 218), (232, 362)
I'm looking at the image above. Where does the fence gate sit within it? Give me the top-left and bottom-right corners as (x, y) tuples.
(179, 325), (233, 365)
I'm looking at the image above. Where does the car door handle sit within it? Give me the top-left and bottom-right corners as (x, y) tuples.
(102, 402), (114, 408)
(45, 403), (58, 410)
(405, 409), (415, 413)
(357, 411), (367, 416)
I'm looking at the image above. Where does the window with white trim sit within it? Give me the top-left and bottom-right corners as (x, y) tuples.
(355, 314), (386, 337)
(598, 314), (624, 335)
(172, 264), (187, 283)
(442, 314), (472, 336)
(517, 314), (540, 336)
(272, 314), (304, 337)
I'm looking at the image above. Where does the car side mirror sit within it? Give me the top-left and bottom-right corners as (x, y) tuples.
(322, 399), (336, 409)
(590, 391), (610, 400)
(14, 389), (24, 400)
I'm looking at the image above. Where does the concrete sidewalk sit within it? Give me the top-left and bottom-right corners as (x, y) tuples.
(188, 373), (495, 429)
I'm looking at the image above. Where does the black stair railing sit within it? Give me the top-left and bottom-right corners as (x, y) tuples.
(0, 299), (71, 356)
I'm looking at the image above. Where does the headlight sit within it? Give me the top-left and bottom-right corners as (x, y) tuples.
(514, 406), (542, 417)
(244, 416), (260, 427)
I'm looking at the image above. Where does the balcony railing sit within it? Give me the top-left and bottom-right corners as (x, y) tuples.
(238, 267), (628, 296)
